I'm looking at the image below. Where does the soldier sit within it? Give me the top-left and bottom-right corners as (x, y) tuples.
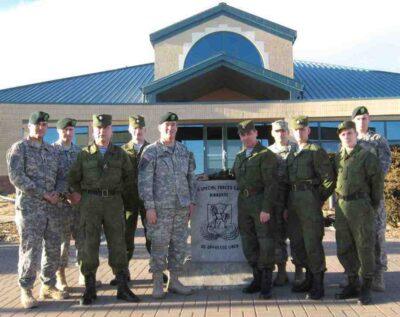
(268, 120), (304, 286)
(334, 121), (384, 305)
(352, 106), (391, 292)
(52, 118), (82, 291)
(138, 112), (196, 299)
(287, 116), (335, 300)
(232, 120), (278, 299)
(68, 114), (140, 305)
(7, 111), (68, 309)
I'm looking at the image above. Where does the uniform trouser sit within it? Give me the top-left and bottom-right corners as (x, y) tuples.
(335, 198), (376, 279)
(146, 206), (189, 274)
(374, 199), (387, 273)
(238, 194), (276, 270)
(79, 193), (127, 275)
(15, 202), (61, 289)
(287, 190), (326, 274)
(125, 208), (151, 262)
(59, 206), (80, 269)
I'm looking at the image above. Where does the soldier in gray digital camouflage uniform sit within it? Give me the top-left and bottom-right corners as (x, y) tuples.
(268, 120), (303, 286)
(138, 112), (196, 299)
(352, 106), (391, 292)
(6, 111), (68, 309)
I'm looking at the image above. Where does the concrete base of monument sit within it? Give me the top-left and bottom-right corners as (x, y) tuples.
(180, 260), (253, 290)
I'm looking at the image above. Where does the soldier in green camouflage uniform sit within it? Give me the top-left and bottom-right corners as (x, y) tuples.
(7, 111), (68, 309)
(334, 121), (384, 305)
(352, 106), (391, 292)
(232, 120), (278, 299)
(138, 112), (196, 299)
(68, 114), (139, 305)
(287, 116), (335, 300)
(52, 118), (82, 291)
(268, 120), (303, 287)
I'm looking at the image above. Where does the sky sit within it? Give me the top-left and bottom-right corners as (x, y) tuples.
(0, 0), (399, 90)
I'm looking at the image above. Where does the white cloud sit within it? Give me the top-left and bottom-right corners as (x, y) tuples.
(0, 0), (399, 89)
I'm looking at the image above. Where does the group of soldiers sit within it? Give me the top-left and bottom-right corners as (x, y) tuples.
(6, 105), (390, 309)
(234, 106), (390, 305)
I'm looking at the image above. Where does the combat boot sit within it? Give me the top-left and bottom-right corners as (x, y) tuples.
(371, 271), (385, 292)
(39, 284), (69, 300)
(168, 272), (194, 295)
(79, 273), (97, 306)
(110, 268), (131, 286)
(242, 266), (262, 293)
(293, 265), (304, 286)
(259, 269), (273, 299)
(20, 288), (38, 309)
(358, 278), (373, 305)
(152, 273), (165, 299)
(56, 268), (68, 291)
(273, 262), (289, 286)
(116, 272), (140, 302)
(335, 275), (360, 299)
(306, 272), (324, 300)
(292, 269), (313, 293)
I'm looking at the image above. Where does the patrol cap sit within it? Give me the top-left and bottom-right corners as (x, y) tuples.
(290, 115), (309, 129)
(56, 118), (77, 130)
(237, 120), (256, 134)
(159, 112), (178, 124)
(337, 120), (356, 134)
(271, 120), (289, 131)
(29, 111), (49, 125)
(352, 106), (369, 119)
(92, 114), (112, 127)
(129, 115), (145, 128)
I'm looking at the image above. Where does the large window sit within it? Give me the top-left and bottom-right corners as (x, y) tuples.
(112, 125), (130, 146)
(184, 31), (264, 68)
(44, 126), (89, 147)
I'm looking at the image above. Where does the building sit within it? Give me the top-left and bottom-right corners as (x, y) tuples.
(1, 2), (400, 189)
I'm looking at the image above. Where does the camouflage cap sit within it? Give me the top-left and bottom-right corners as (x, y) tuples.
(92, 114), (112, 127)
(237, 120), (255, 134)
(271, 119), (289, 131)
(129, 115), (145, 128)
(337, 120), (356, 134)
(56, 118), (77, 130)
(159, 112), (178, 124)
(29, 111), (49, 125)
(352, 106), (369, 119)
(291, 115), (309, 129)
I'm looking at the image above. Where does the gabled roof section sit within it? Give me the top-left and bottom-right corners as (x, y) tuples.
(141, 53), (303, 101)
(150, 2), (297, 45)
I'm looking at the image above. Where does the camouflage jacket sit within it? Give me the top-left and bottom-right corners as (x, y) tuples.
(6, 138), (61, 209)
(68, 142), (134, 197)
(358, 131), (391, 175)
(335, 143), (384, 209)
(232, 142), (278, 212)
(287, 142), (335, 202)
(121, 140), (149, 210)
(138, 140), (196, 210)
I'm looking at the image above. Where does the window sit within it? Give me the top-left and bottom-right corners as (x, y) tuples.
(44, 126), (89, 147)
(176, 126), (205, 174)
(112, 125), (130, 146)
(184, 31), (264, 68)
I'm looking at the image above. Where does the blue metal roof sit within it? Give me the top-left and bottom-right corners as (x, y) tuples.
(0, 61), (399, 104)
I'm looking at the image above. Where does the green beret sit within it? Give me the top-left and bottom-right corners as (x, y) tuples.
(291, 115), (309, 129)
(159, 112), (178, 124)
(92, 114), (112, 127)
(271, 120), (289, 131)
(129, 115), (145, 128)
(56, 118), (77, 130)
(337, 120), (356, 134)
(352, 106), (369, 119)
(29, 111), (49, 125)
(237, 120), (255, 134)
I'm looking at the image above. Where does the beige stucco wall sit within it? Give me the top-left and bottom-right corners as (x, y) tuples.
(1, 98), (400, 178)
(154, 15), (294, 80)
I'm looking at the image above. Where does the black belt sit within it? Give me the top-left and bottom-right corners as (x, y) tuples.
(291, 182), (314, 191)
(240, 188), (263, 198)
(84, 189), (119, 197)
(336, 192), (368, 201)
